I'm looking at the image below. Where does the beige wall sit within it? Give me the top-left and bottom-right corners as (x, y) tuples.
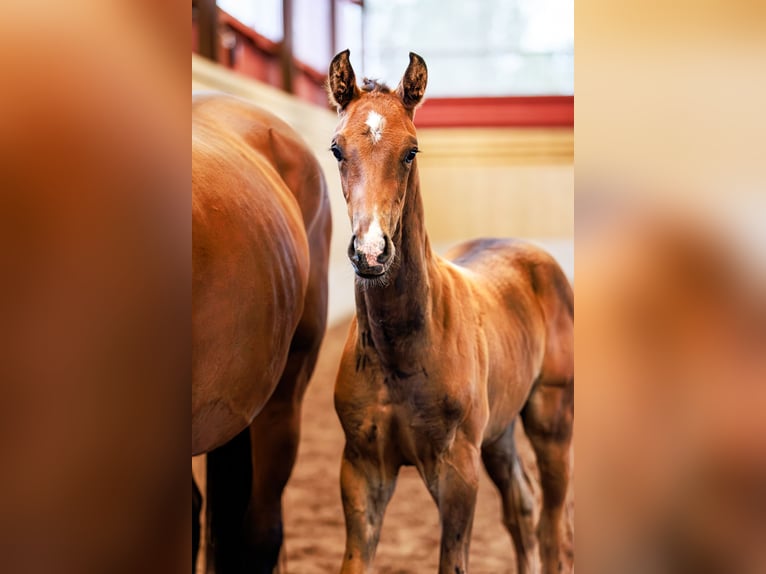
(192, 55), (573, 323)
(417, 128), (573, 242)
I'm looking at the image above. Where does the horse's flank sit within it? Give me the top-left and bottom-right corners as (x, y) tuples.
(192, 95), (311, 454)
(192, 93), (331, 573)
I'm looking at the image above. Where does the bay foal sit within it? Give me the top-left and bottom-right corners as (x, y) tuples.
(328, 51), (574, 574)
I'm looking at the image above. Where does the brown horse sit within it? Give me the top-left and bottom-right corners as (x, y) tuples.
(328, 51), (574, 574)
(192, 93), (331, 573)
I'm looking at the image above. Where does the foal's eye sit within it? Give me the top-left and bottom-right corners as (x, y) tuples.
(404, 148), (419, 164)
(330, 143), (343, 162)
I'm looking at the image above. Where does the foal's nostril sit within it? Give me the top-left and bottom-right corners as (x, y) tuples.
(347, 236), (357, 261)
(377, 235), (392, 264)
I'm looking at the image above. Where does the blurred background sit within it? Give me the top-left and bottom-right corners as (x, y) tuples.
(192, 0), (574, 323)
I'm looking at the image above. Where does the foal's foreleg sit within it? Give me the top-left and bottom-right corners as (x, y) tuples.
(431, 437), (481, 574)
(339, 445), (398, 574)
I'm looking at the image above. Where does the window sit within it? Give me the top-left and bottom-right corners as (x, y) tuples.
(217, 0), (284, 42)
(362, 0), (573, 96)
(196, 0), (573, 123)
(335, 0), (363, 62)
(292, 0), (332, 72)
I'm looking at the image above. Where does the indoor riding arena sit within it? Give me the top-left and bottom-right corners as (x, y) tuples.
(193, 1), (573, 572)
(3, 2), (764, 574)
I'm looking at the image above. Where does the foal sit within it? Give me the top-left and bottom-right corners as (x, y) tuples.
(328, 51), (574, 574)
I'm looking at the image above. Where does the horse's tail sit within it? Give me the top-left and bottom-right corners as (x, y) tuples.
(205, 427), (253, 572)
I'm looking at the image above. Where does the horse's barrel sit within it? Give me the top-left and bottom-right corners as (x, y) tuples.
(192, 94), (322, 454)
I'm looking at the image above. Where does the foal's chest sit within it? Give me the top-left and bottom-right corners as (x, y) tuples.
(363, 367), (468, 462)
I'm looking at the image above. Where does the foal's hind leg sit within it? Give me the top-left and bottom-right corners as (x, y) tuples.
(521, 380), (574, 574)
(481, 420), (539, 574)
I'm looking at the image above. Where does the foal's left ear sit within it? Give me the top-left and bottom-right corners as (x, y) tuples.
(396, 52), (428, 112)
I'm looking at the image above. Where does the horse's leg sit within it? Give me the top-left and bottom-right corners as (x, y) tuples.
(481, 420), (539, 573)
(205, 427), (253, 574)
(339, 445), (399, 574)
(192, 475), (202, 573)
(204, 372), (311, 574)
(521, 380), (574, 574)
(245, 245), (329, 574)
(242, 393), (301, 573)
(244, 346), (324, 574)
(431, 436), (481, 574)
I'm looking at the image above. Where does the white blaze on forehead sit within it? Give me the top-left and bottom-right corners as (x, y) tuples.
(365, 110), (385, 144)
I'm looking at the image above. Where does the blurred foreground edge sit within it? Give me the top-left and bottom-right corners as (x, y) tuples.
(0, 2), (189, 573)
(575, 191), (766, 573)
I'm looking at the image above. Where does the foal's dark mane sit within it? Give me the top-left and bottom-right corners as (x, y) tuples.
(361, 78), (391, 93)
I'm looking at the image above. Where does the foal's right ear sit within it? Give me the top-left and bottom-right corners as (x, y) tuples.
(396, 52), (428, 112)
(327, 49), (360, 112)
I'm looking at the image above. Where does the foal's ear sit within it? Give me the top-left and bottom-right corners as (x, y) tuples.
(396, 52), (428, 112)
(327, 49), (360, 112)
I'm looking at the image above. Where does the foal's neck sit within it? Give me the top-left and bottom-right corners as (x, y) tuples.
(355, 163), (436, 373)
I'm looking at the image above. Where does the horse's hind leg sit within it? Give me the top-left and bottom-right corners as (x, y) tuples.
(481, 420), (539, 574)
(205, 427), (253, 573)
(521, 379), (574, 574)
(245, 246), (329, 573)
(243, 398), (300, 573)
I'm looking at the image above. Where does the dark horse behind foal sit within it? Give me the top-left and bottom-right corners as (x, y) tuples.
(328, 50), (573, 574)
(192, 94), (331, 573)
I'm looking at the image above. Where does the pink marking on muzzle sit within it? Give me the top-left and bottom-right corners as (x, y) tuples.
(364, 251), (379, 267)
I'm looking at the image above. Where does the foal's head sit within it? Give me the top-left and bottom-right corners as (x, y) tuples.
(327, 50), (428, 281)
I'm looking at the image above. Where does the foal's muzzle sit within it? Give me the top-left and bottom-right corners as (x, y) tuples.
(348, 234), (393, 277)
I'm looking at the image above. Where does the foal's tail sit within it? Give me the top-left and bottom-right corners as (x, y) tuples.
(205, 427), (253, 572)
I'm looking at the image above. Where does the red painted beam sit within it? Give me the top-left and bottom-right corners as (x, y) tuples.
(414, 95), (574, 128)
